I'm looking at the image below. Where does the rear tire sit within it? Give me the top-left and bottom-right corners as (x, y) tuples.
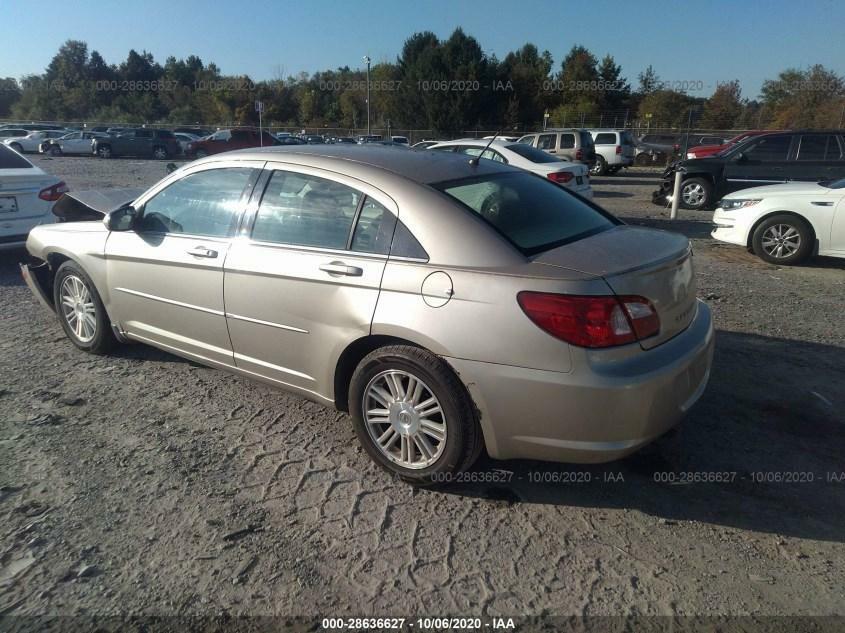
(349, 345), (482, 484)
(49, 145), (62, 156)
(679, 177), (712, 210)
(152, 145), (168, 160)
(96, 144), (112, 159)
(751, 214), (813, 265)
(53, 261), (116, 354)
(590, 156), (607, 176)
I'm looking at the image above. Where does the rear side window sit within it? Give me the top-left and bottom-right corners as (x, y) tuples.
(594, 133), (616, 145)
(744, 135), (792, 161)
(252, 170), (360, 249)
(435, 172), (616, 255)
(350, 197), (396, 255)
(505, 143), (561, 164)
(138, 167), (253, 236)
(156, 130), (175, 139)
(796, 135), (841, 161)
(0, 144), (33, 168)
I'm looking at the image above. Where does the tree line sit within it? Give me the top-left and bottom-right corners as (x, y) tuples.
(1, 30), (843, 133)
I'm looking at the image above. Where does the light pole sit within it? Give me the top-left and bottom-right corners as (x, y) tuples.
(363, 55), (371, 136)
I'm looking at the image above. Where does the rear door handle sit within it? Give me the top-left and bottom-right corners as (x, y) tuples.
(319, 261), (363, 277)
(186, 246), (218, 258)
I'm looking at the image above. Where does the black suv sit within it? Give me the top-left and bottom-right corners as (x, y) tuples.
(653, 130), (845, 209)
(92, 128), (181, 159)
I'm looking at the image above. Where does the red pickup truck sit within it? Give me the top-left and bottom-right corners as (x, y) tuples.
(686, 130), (780, 159)
(186, 128), (279, 158)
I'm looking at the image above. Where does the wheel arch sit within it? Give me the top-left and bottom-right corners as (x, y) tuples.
(746, 210), (817, 252)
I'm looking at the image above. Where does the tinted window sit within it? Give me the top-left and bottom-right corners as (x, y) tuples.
(559, 133), (576, 149)
(156, 130), (175, 139)
(351, 197), (396, 255)
(594, 133), (616, 145)
(390, 220), (428, 259)
(136, 130), (153, 139)
(252, 170), (361, 249)
(505, 143), (561, 164)
(0, 144), (33, 168)
(455, 146), (507, 163)
(743, 135), (791, 161)
(138, 167), (252, 236)
(796, 135), (839, 161)
(435, 172), (615, 255)
(700, 136), (724, 145)
(537, 134), (556, 150)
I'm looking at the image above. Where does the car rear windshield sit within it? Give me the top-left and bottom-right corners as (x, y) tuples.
(0, 144), (33, 169)
(504, 143), (561, 163)
(434, 172), (616, 255)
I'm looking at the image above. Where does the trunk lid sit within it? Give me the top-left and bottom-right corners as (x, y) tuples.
(531, 225), (697, 349)
(0, 167), (53, 220)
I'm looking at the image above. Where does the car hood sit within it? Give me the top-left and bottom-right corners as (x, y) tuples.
(723, 182), (832, 198)
(51, 187), (145, 221)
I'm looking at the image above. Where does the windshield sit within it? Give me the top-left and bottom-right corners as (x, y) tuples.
(504, 143), (562, 164)
(820, 177), (845, 189)
(434, 171), (616, 255)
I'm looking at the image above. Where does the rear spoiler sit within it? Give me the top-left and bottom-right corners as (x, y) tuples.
(51, 188), (145, 222)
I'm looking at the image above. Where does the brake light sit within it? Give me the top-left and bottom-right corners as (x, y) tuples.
(547, 171), (574, 184)
(615, 145), (622, 154)
(575, 148), (583, 161)
(38, 181), (68, 202)
(517, 292), (660, 348)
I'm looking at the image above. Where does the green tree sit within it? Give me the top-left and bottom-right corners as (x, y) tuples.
(637, 65), (660, 95)
(760, 65), (845, 127)
(701, 80), (743, 129)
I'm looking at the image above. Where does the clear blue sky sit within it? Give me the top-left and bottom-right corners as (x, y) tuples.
(2, 0), (843, 98)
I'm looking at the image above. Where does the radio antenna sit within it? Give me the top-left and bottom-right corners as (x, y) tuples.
(469, 129), (502, 166)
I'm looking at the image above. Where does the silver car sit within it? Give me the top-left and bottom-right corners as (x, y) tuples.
(21, 146), (714, 482)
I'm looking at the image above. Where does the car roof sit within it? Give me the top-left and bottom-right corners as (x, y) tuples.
(221, 145), (518, 184)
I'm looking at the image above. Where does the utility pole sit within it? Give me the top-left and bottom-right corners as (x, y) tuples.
(363, 55), (371, 136)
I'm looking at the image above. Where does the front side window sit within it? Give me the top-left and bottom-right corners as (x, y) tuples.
(252, 170), (361, 249)
(743, 135), (792, 161)
(137, 167), (253, 237)
(537, 134), (556, 150)
(435, 172), (616, 255)
(515, 135), (534, 145)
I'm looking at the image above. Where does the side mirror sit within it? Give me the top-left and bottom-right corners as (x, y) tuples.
(733, 152), (746, 163)
(165, 162), (177, 174)
(105, 205), (138, 231)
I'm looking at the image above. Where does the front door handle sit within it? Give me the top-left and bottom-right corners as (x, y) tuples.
(319, 261), (363, 277)
(186, 246), (218, 258)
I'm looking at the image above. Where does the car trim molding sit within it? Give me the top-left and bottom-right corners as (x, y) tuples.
(225, 312), (309, 334)
(233, 352), (314, 381)
(114, 287), (224, 316)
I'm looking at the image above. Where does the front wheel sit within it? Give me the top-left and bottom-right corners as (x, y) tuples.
(49, 145), (62, 156)
(349, 345), (483, 483)
(751, 214), (813, 265)
(152, 146), (168, 160)
(590, 156), (607, 176)
(53, 261), (116, 354)
(679, 177), (712, 210)
(96, 145), (112, 158)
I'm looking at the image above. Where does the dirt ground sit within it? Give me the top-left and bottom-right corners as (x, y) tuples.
(1, 156), (844, 624)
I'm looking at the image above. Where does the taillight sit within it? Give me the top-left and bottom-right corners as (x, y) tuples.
(575, 148), (583, 161)
(38, 181), (68, 202)
(517, 292), (660, 348)
(547, 171), (574, 184)
(615, 145), (622, 154)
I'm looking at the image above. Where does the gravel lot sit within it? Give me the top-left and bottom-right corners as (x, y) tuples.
(2, 155), (844, 622)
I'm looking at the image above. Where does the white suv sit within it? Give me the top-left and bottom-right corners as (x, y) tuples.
(588, 129), (636, 176)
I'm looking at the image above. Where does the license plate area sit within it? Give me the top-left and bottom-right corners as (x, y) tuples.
(0, 196), (18, 213)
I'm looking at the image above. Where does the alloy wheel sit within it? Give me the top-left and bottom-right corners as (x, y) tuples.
(363, 369), (447, 469)
(682, 182), (705, 206)
(59, 275), (97, 343)
(761, 223), (801, 259)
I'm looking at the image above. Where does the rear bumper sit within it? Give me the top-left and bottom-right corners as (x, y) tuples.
(446, 300), (714, 463)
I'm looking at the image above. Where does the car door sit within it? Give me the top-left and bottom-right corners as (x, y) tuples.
(60, 132), (82, 153)
(723, 134), (793, 193)
(537, 133), (557, 155)
(830, 189), (845, 254)
(223, 164), (397, 397)
(105, 162), (262, 366)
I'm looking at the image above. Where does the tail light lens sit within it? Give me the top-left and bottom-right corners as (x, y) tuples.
(517, 292), (660, 348)
(575, 148), (583, 161)
(615, 145), (622, 154)
(547, 171), (574, 184)
(38, 181), (69, 202)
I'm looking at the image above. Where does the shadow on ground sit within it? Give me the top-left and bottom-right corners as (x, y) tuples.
(440, 330), (845, 543)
